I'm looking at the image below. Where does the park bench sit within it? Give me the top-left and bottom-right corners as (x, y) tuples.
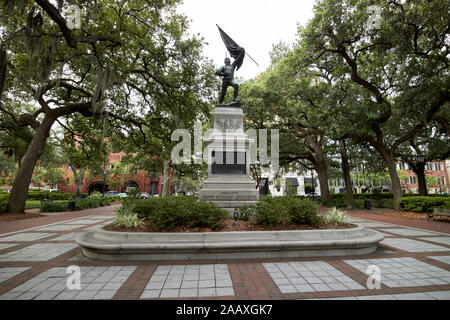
(428, 208), (450, 221)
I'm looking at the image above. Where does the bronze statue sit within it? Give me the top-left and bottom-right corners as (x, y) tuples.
(215, 54), (244, 104)
(216, 25), (258, 105)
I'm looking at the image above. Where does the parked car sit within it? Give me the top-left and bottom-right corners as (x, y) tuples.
(118, 193), (128, 198)
(105, 191), (119, 196)
(138, 192), (150, 199)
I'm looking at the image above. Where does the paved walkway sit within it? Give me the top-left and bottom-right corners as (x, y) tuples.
(0, 205), (449, 300)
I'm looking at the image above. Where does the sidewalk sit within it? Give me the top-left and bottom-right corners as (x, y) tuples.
(0, 205), (449, 300)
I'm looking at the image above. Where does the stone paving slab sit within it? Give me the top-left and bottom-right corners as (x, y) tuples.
(0, 266), (136, 300)
(381, 238), (450, 252)
(0, 232), (56, 242)
(379, 228), (438, 237)
(429, 256), (450, 265)
(63, 220), (105, 225)
(344, 257), (450, 287)
(0, 244), (19, 251)
(263, 261), (365, 293)
(419, 237), (450, 246)
(49, 233), (85, 241)
(315, 291), (450, 300)
(0, 243), (78, 261)
(36, 225), (85, 231)
(141, 264), (234, 298)
(0, 267), (30, 284)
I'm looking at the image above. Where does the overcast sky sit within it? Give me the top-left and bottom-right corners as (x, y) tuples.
(178, 0), (316, 80)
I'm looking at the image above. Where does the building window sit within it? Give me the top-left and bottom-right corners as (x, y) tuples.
(404, 163), (409, 170)
(413, 176), (417, 184)
(443, 177), (446, 185)
(110, 164), (115, 170)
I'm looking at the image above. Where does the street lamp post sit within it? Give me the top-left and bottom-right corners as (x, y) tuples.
(103, 170), (107, 197)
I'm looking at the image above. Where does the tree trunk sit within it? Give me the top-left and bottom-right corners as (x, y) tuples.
(384, 152), (403, 211)
(308, 136), (331, 202)
(414, 164), (427, 196)
(72, 167), (85, 198)
(8, 116), (56, 213)
(315, 160), (331, 202)
(161, 160), (170, 196)
(339, 139), (355, 209)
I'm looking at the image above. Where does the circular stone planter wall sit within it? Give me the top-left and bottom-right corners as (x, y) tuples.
(76, 226), (384, 261)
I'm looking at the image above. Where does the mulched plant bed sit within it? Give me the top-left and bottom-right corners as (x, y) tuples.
(0, 212), (46, 222)
(378, 211), (450, 222)
(104, 218), (358, 233)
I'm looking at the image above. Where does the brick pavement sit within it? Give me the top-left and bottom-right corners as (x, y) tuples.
(0, 205), (449, 300)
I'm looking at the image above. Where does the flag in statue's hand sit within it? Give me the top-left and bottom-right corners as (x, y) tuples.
(217, 25), (245, 71)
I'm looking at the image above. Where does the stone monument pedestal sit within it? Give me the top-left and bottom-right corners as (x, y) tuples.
(199, 103), (259, 211)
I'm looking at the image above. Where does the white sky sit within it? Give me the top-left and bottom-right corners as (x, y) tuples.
(178, 0), (316, 80)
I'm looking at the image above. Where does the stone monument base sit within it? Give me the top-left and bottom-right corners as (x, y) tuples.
(199, 175), (259, 212)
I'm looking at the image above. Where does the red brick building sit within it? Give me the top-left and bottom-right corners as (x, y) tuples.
(58, 152), (173, 195)
(397, 160), (449, 194)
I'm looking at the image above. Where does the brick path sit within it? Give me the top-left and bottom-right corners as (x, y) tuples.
(0, 205), (449, 300)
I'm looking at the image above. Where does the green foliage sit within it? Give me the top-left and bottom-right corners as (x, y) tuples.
(40, 198), (111, 213)
(0, 200), (7, 213)
(253, 196), (320, 227)
(25, 200), (41, 209)
(327, 208), (348, 225)
(131, 196), (228, 231)
(27, 191), (74, 201)
(399, 197), (450, 213)
(75, 198), (112, 210)
(112, 204), (143, 229)
(322, 198), (347, 208)
(40, 201), (69, 213)
(239, 205), (257, 221)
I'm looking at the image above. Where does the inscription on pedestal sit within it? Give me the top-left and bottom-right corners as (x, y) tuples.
(202, 191), (258, 201)
(211, 151), (246, 175)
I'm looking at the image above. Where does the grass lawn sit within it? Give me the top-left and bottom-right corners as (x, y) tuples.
(25, 200), (69, 210)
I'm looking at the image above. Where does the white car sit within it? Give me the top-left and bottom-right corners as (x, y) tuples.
(138, 192), (150, 199)
(118, 193), (128, 198)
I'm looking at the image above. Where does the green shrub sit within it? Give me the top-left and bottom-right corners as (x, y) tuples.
(327, 207), (348, 225)
(288, 198), (320, 225)
(354, 199), (365, 209)
(87, 191), (103, 200)
(27, 191), (74, 201)
(253, 196), (320, 227)
(75, 198), (112, 210)
(399, 197), (450, 213)
(322, 198), (347, 208)
(239, 205), (256, 221)
(0, 200), (7, 213)
(40, 201), (69, 212)
(132, 196), (228, 231)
